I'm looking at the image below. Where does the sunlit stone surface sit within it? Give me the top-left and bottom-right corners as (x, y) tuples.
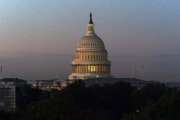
(68, 13), (111, 80)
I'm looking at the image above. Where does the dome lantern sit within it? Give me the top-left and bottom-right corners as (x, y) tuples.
(86, 13), (95, 36)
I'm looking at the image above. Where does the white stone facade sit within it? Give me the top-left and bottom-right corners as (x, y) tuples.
(68, 14), (111, 80)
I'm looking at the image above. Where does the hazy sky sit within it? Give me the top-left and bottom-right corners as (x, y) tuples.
(0, 0), (180, 81)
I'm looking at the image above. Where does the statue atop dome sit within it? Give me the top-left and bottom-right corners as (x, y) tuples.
(89, 12), (93, 24)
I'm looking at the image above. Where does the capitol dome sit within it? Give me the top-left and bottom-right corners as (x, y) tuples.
(79, 34), (105, 50)
(68, 13), (111, 80)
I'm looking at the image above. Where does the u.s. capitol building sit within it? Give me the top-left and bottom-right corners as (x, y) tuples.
(68, 13), (111, 80)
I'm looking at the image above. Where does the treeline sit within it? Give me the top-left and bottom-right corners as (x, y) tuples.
(1, 79), (180, 120)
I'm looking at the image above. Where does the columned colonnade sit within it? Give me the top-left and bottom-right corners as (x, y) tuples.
(72, 64), (110, 74)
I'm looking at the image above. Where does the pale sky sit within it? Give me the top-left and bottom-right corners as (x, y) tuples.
(0, 0), (180, 81)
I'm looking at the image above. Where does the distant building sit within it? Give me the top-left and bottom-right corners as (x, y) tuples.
(1, 78), (27, 87)
(32, 80), (66, 91)
(68, 13), (111, 80)
(0, 82), (16, 112)
(82, 77), (154, 89)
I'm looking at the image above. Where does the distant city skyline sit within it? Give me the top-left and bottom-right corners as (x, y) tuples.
(0, 0), (180, 81)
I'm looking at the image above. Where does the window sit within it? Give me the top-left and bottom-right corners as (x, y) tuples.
(88, 65), (96, 72)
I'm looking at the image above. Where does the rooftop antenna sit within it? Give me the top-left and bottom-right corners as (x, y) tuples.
(131, 63), (136, 79)
(0, 64), (3, 79)
(0, 64), (2, 73)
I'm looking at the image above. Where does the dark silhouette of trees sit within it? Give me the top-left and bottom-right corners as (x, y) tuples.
(1, 78), (180, 120)
(21, 80), (134, 120)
